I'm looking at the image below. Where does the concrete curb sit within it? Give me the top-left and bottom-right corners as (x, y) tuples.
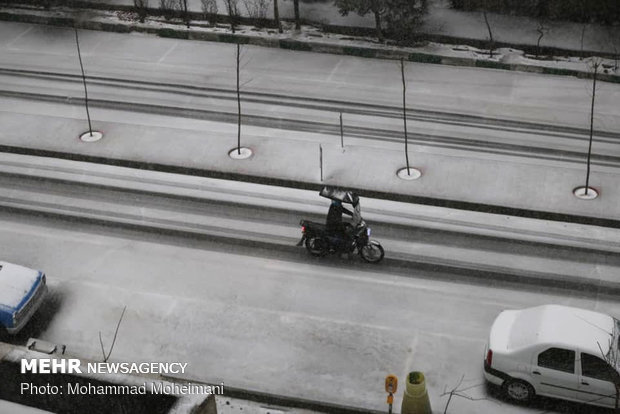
(1, 8), (619, 84)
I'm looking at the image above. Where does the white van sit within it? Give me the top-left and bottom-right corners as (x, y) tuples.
(483, 304), (620, 409)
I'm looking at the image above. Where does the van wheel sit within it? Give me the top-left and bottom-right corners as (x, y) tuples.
(503, 379), (534, 403)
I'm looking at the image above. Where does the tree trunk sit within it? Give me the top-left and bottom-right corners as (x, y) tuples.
(580, 23), (586, 55)
(273, 0), (282, 33)
(536, 27), (544, 58)
(74, 27), (93, 136)
(293, 0), (300, 30)
(373, 10), (383, 42)
(585, 63), (597, 194)
(483, 11), (494, 58)
(236, 43), (241, 153)
(226, 0), (237, 33)
(401, 58), (410, 175)
(183, 0), (189, 28)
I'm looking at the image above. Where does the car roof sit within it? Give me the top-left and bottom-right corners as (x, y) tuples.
(508, 305), (615, 356)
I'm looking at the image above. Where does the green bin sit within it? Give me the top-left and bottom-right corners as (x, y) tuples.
(401, 371), (432, 414)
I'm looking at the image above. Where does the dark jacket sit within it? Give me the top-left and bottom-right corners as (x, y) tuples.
(326, 202), (353, 233)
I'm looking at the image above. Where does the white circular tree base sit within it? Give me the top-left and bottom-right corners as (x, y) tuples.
(573, 186), (598, 200)
(79, 131), (103, 142)
(397, 167), (422, 180)
(228, 147), (253, 160)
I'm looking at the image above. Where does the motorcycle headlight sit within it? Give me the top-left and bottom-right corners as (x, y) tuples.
(366, 228), (371, 236)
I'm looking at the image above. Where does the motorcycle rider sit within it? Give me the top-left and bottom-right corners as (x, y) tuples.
(326, 199), (353, 250)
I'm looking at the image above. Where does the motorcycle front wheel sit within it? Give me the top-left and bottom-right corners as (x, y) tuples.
(305, 236), (328, 257)
(359, 241), (384, 263)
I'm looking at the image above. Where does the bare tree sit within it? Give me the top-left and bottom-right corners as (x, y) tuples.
(236, 43), (242, 154)
(133, 0), (149, 23)
(441, 376), (498, 413)
(99, 306), (127, 362)
(225, 0), (240, 33)
(535, 19), (548, 58)
(159, 0), (176, 20)
(293, 0), (300, 30)
(400, 58), (411, 175)
(584, 59), (600, 196)
(242, 0), (270, 19)
(607, 26), (619, 71)
(180, 0), (190, 28)
(580, 23), (587, 55)
(74, 26), (93, 137)
(578, 0), (588, 56)
(201, 0), (218, 25)
(273, 0), (282, 33)
(482, 10), (494, 58)
(334, 0), (386, 43)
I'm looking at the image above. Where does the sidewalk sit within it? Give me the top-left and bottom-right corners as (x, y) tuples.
(1, 4), (620, 83)
(34, 0), (620, 55)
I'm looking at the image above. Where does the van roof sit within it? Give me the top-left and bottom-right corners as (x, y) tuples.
(508, 305), (615, 356)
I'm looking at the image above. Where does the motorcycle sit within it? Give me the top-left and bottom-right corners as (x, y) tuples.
(296, 187), (385, 263)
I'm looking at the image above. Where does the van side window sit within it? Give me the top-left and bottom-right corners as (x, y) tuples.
(537, 348), (575, 373)
(581, 353), (619, 382)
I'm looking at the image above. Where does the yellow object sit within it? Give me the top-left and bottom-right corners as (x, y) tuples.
(401, 371), (432, 414)
(385, 375), (398, 393)
(387, 393), (394, 404)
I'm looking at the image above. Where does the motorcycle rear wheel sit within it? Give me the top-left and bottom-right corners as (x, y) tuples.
(360, 241), (384, 263)
(306, 236), (328, 257)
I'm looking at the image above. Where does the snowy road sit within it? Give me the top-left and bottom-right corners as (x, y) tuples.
(2, 209), (618, 414)
(0, 158), (617, 293)
(3, 68), (620, 166)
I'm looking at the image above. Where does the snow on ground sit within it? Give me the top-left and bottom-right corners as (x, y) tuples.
(54, 0), (620, 56)
(2, 21), (620, 135)
(0, 400), (54, 414)
(425, 0), (620, 55)
(3, 212), (619, 414)
(2, 96), (620, 222)
(3, 0), (619, 76)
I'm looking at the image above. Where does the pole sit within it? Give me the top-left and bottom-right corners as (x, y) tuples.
(388, 392), (393, 414)
(340, 112), (344, 148)
(401, 58), (410, 175)
(585, 63), (597, 195)
(74, 27), (93, 136)
(320, 144), (323, 182)
(236, 43), (241, 154)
